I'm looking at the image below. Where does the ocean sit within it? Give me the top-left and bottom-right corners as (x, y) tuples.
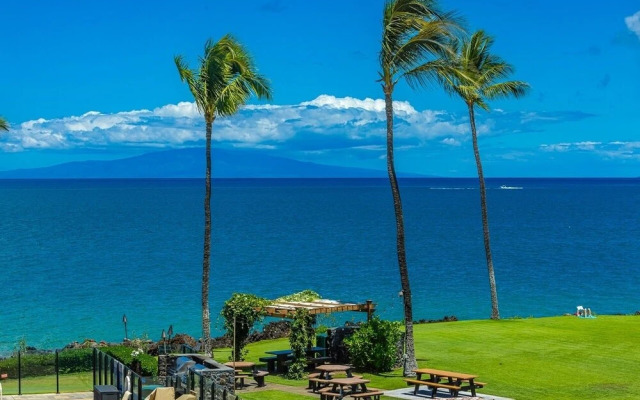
(1, 178), (639, 355)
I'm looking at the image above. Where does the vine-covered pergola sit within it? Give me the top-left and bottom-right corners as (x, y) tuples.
(222, 290), (376, 373)
(259, 299), (376, 321)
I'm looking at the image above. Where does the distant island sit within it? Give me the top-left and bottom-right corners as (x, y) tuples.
(0, 147), (411, 179)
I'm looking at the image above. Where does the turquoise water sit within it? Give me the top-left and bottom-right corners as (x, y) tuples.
(1, 178), (639, 354)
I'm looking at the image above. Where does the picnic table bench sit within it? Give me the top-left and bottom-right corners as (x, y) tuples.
(316, 377), (383, 400)
(224, 361), (269, 388)
(404, 368), (486, 398)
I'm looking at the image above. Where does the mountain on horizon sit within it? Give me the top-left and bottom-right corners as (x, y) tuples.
(0, 148), (402, 179)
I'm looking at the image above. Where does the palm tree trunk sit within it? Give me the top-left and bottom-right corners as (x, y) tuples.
(384, 87), (417, 376)
(202, 119), (213, 354)
(467, 103), (500, 320)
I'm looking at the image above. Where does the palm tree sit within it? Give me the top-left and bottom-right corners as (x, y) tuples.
(175, 36), (271, 355)
(436, 30), (529, 319)
(379, 0), (460, 376)
(0, 117), (8, 131)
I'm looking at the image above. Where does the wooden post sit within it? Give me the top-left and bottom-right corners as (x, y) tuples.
(366, 300), (373, 321)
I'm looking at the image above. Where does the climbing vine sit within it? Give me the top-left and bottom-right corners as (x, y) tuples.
(276, 290), (320, 303)
(221, 290), (321, 364)
(286, 307), (315, 379)
(221, 293), (269, 361)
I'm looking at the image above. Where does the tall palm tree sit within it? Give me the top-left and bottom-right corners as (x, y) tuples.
(436, 30), (529, 319)
(0, 117), (8, 131)
(175, 35), (271, 355)
(379, 0), (460, 376)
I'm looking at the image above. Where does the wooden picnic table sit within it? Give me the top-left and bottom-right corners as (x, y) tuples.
(224, 361), (255, 371)
(405, 368), (485, 398)
(317, 377), (384, 400)
(330, 377), (370, 394)
(315, 364), (353, 379)
(224, 361), (257, 389)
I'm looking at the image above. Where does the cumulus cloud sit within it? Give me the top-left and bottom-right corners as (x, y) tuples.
(0, 94), (590, 156)
(625, 11), (640, 39)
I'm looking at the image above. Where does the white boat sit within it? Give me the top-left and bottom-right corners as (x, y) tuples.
(500, 185), (523, 190)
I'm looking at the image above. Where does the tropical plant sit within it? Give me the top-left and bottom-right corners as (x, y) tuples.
(378, 0), (460, 375)
(0, 117), (8, 131)
(175, 36), (272, 355)
(344, 316), (402, 372)
(286, 308), (315, 380)
(221, 293), (270, 361)
(435, 30), (529, 319)
(275, 290), (320, 303)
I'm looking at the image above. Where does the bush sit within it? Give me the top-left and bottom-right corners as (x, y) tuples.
(344, 317), (402, 372)
(58, 348), (94, 373)
(0, 348), (92, 378)
(103, 346), (157, 377)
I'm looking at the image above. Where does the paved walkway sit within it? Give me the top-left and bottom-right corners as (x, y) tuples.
(383, 387), (513, 400)
(2, 393), (93, 400)
(1, 386), (512, 400)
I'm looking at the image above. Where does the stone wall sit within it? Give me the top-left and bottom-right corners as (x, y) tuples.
(158, 354), (234, 400)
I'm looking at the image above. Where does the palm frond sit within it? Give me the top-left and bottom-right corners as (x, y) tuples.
(482, 80), (530, 100)
(436, 29), (529, 110)
(0, 117), (9, 131)
(175, 35), (272, 122)
(380, 0), (461, 85)
(174, 55), (209, 118)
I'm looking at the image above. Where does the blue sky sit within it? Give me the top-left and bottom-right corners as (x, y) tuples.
(1, 0), (639, 177)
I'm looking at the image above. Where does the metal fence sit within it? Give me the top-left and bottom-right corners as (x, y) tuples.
(0, 348), (93, 395)
(1, 348), (241, 400)
(92, 349), (145, 400)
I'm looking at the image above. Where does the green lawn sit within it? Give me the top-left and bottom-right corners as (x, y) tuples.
(238, 315), (640, 400)
(0, 372), (93, 394)
(3, 316), (638, 399)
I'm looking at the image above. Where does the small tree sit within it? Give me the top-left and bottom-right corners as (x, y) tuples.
(221, 293), (269, 361)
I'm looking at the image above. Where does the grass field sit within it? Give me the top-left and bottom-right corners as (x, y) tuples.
(2, 315), (638, 399)
(238, 315), (640, 400)
(0, 371), (93, 394)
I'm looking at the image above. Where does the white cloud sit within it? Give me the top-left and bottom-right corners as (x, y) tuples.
(441, 138), (461, 146)
(300, 94), (417, 115)
(2, 94), (569, 155)
(1, 95), (471, 152)
(625, 11), (640, 39)
(540, 141), (640, 159)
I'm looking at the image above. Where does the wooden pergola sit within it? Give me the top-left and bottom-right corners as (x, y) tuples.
(259, 299), (376, 321)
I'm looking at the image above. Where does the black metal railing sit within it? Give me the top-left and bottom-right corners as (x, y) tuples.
(93, 349), (144, 400)
(0, 348), (93, 395)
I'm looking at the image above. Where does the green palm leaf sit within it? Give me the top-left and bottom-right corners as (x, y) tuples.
(0, 117), (8, 131)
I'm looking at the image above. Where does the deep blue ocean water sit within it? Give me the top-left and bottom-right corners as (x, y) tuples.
(1, 178), (639, 354)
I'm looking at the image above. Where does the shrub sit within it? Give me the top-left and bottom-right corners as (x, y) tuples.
(221, 293), (270, 361)
(344, 317), (402, 372)
(0, 348), (92, 378)
(58, 348), (94, 373)
(103, 346), (157, 377)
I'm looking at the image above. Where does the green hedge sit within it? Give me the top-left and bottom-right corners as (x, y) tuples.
(103, 346), (157, 377)
(0, 348), (93, 378)
(344, 317), (402, 372)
